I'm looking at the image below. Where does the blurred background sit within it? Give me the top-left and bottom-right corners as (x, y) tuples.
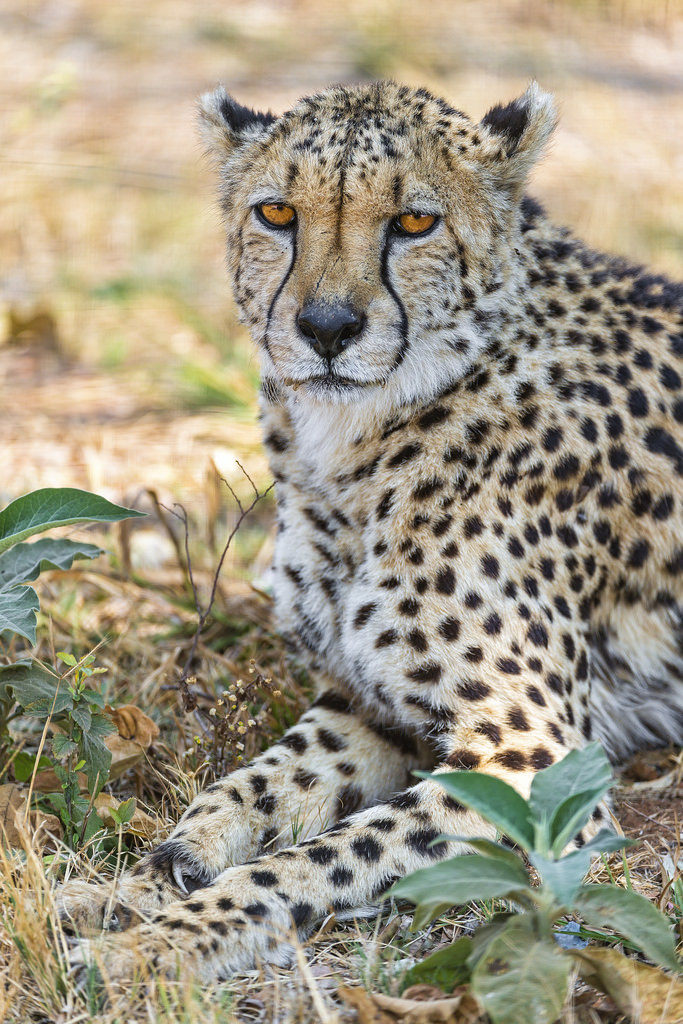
(2, 0), (683, 572)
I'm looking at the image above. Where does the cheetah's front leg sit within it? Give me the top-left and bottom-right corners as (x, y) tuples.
(69, 774), (487, 984)
(58, 692), (430, 930)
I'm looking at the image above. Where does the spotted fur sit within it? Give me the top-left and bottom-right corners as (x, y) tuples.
(61, 80), (683, 983)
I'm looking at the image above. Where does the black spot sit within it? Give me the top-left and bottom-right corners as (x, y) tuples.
(278, 731), (308, 754)
(446, 749), (481, 770)
(350, 836), (383, 862)
(413, 477), (445, 500)
(438, 617), (461, 641)
(376, 490), (394, 520)
(508, 536), (525, 558)
(580, 418), (598, 442)
(652, 494), (674, 520)
(418, 406), (451, 430)
(508, 707), (530, 730)
(484, 612), (502, 635)
(407, 662), (443, 684)
(494, 749), (527, 770)
(442, 794), (465, 812)
(459, 679), (491, 701)
(605, 413), (624, 439)
(250, 775), (267, 795)
(527, 621), (549, 647)
(317, 728), (347, 752)
(293, 769), (319, 789)
(243, 902), (268, 919)
(530, 747), (554, 769)
(527, 686), (546, 706)
(481, 554), (500, 578)
(463, 515), (484, 538)
(644, 427), (683, 475)
(367, 817), (396, 832)
(255, 794), (277, 815)
(353, 602), (377, 628)
(553, 455), (580, 481)
(312, 692), (352, 714)
(306, 844), (337, 865)
(251, 870), (278, 888)
(407, 629), (428, 652)
(627, 539), (650, 568)
(389, 789), (420, 810)
(407, 828), (448, 859)
(217, 897), (234, 911)
(329, 866), (353, 887)
(337, 784), (363, 815)
(476, 721), (502, 745)
(435, 566), (456, 594)
(290, 901), (312, 927)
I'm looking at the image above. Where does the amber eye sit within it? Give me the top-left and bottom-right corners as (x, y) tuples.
(394, 212), (438, 236)
(257, 202), (296, 228)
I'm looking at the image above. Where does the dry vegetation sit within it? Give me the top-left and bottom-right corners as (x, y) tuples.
(2, 0), (683, 1020)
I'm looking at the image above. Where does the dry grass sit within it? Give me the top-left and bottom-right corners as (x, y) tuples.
(2, 0), (683, 1020)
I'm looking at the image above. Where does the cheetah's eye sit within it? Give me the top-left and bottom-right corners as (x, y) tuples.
(257, 203), (297, 228)
(393, 212), (438, 236)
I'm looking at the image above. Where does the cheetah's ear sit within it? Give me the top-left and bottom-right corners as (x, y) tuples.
(478, 83), (557, 193)
(198, 86), (277, 159)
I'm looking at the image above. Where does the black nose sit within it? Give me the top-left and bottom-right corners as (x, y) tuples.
(297, 302), (364, 361)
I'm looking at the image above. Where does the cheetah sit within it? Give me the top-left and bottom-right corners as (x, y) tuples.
(63, 80), (683, 982)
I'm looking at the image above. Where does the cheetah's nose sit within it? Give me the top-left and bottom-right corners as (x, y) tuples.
(297, 302), (364, 361)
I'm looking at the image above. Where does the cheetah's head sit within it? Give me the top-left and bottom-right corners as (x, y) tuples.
(199, 81), (556, 410)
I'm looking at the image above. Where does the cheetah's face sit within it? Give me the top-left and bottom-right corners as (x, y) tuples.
(200, 82), (556, 407)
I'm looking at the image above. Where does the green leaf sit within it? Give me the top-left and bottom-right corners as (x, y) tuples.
(470, 914), (571, 1024)
(547, 786), (609, 856)
(469, 912), (519, 966)
(448, 835), (528, 872)
(0, 660), (73, 716)
(389, 854), (531, 930)
(116, 797), (136, 826)
(0, 539), (102, 593)
(52, 734), (78, 759)
(71, 703), (92, 732)
(528, 743), (612, 828)
(57, 652), (77, 667)
(13, 752), (52, 783)
(421, 770), (534, 850)
(80, 808), (105, 845)
(400, 936), (473, 993)
(575, 885), (680, 973)
(0, 488), (145, 555)
(80, 713), (115, 794)
(0, 587), (40, 643)
(83, 689), (105, 709)
(530, 831), (635, 905)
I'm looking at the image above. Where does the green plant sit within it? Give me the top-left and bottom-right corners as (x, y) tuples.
(390, 744), (681, 1024)
(0, 488), (144, 847)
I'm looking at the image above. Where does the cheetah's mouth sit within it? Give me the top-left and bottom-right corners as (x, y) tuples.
(282, 374), (387, 392)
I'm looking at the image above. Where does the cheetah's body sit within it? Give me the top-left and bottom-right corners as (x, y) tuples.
(64, 81), (683, 982)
